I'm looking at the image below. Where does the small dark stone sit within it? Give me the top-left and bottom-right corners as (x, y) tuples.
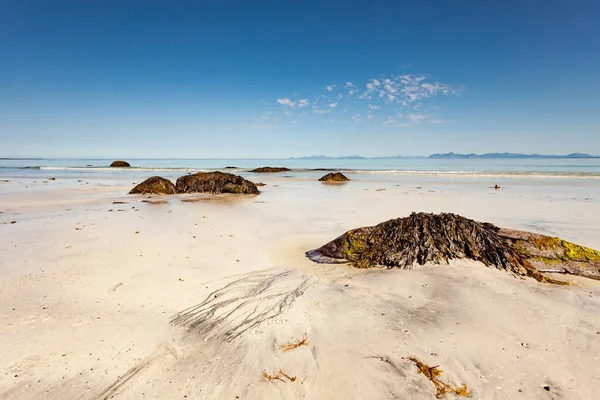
(319, 172), (350, 182)
(543, 386), (550, 391)
(249, 166), (291, 173)
(110, 160), (131, 167)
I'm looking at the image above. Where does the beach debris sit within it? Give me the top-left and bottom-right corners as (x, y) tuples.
(404, 356), (471, 398)
(175, 171), (259, 195)
(306, 212), (580, 283)
(261, 369), (303, 383)
(112, 201), (126, 204)
(48, 177), (56, 181)
(110, 160), (131, 167)
(250, 166), (291, 173)
(493, 185), (501, 189)
(318, 172), (350, 182)
(261, 370), (286, 383)
(280, 333), (309, 352)
(376, 188), (386, 191)
(178, 278), (184, 282)
(129, 176), (177, 195)
(255, 182), (266, 187)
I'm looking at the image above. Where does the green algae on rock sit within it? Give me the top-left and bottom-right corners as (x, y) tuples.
(306, 212), (599, 283)
(129, 176), (177, 195)
(499, 229), (600, 280)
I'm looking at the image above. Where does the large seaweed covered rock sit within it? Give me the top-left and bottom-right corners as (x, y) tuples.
(499, 229), (600, 280)
(306, 212), (576, 283)
(319, 172), (349, 182)
(250, 167), (291, 173)
(175, 171), (259, 195)
(110, 160), (131, 167)
(129, 176), (177, 195)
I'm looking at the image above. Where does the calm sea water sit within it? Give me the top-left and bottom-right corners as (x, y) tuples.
(1, 158), (600, 177)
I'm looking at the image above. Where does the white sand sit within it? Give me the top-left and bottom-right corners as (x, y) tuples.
(0, 175), (599, 399)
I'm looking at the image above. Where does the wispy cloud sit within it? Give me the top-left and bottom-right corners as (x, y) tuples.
(259, 72), (457, 129)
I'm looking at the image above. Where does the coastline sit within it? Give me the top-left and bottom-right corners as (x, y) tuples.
(1, 169), (599, 399)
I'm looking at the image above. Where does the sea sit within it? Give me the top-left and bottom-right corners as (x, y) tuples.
(1, 158), (599, 180)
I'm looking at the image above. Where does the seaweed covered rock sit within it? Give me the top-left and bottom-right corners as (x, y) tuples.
(175, 171), (259, 195)
(319, 172), (349, 182)
(306, 212), (568, 283)
(250, 167), (291, 173)
(129, 176), (177, 195)
(110, 160), (131, 167)
(175, 172), (205, 193)
(499, 229), (600, 280)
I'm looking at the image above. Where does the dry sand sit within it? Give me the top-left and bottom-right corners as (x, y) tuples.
(0, 175), (599, 399)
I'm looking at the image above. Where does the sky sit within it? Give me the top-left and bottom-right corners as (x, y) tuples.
(1, 0), (599, 158)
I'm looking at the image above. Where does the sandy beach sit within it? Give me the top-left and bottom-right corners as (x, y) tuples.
(1, 172), (599, 399)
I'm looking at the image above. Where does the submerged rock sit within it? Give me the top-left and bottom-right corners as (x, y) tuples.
(306, 212), (592, 283)
(175, 171), (259, 194)
(129, 176), (177, 195)
(319, 172), (350, 182)
(110, 160), (131, 167)
(250, 167), (291, 173)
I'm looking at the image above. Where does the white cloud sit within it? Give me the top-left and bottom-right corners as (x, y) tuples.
(313, 109), (332, 114)
(326, 84), (336, 92)
(277, 98), (295, 108)
(366, 79), (381, 90)
(408, 113), (427, 123)
(297, 99), (309, 108)
(369, 104), (381, 110)
(329, 102), (338, 108)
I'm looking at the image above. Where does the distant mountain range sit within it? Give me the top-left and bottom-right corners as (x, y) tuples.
(291, 153), (598, 160)
(427, 152), (599, 159)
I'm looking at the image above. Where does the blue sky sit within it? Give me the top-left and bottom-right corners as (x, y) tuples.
(1, 0), (599, 158)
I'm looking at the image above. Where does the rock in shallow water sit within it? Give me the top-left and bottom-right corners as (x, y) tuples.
(250, 166), (291, 173)
(307, 212), (600, 282)
(110, 160), (131, 167)
(129, 176), (177, 194)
